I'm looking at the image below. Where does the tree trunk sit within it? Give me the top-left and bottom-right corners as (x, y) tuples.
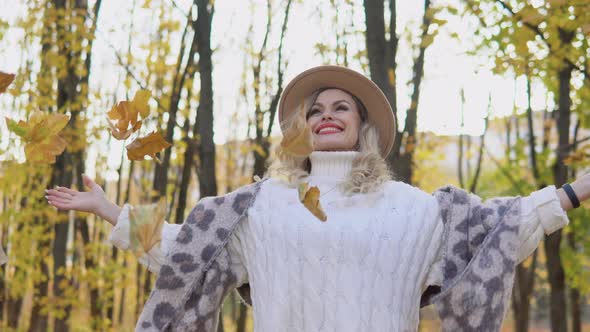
(50, 0), (99, 329)
(364, 0), (431, 184)
(251, 0), (291, 179)
(363, 0), (397, 111)
(569, 287), (581, 332)
(176, 118), (195, 224)
(153, 6), (197, 200)
(545, 28), (575, 332)
(29, 194), (51, 332)
(398, 0), (431, 184)
(6, 198), (25, 330)
(511, 67), (542, 332)
(28, 1), (58, 329)
(195, 0), (217, 197)
(28, 238), (50, 332)
(118, 160), (134, 325)
(568, 120), (581, 332)
(51, 0), (76, 325)
(512, 251), (537, 332)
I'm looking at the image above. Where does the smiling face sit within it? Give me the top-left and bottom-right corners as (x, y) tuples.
(306, 88), (363, 152)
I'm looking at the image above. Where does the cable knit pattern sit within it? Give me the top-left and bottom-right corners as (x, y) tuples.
(108, 151), (569, 332)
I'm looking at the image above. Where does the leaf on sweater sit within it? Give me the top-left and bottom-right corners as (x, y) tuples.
(298, 182), (327, 222)
(128, 198), (167, 257)
(0, 71), (15, 94)
(5, 112), (70, 164)
(126, 131), (172, 162)
(280, 103), (314, 157)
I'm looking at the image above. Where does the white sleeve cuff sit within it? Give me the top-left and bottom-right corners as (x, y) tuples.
(107, 203), (132, 250)
(529, 185), (570, 235)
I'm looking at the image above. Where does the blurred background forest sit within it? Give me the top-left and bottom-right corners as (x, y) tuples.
(0, 0), (589, 331)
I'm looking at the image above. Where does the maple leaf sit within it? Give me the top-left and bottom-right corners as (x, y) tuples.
(298, 182), (327, 222)
(107, 89), (151, 140)
(128, 198), (167, 260)
(5, 112), (70, 164)
(24, 135), (67, 164)
(280, 103), (314, 157)
(0, 71), (15, 94)
(126, 131), (172, 162)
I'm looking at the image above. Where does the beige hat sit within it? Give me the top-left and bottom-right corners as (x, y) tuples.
(278, 65), (396, 157)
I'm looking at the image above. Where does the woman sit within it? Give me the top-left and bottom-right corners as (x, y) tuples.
(46, 66), (586, 332)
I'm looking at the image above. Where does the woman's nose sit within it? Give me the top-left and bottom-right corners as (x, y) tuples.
(321, 111), (334, 121)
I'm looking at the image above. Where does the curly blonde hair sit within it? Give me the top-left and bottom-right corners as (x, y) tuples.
(264, 88), (393, 195)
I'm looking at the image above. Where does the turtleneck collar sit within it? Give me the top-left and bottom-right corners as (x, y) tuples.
(308, 150), (358, 179)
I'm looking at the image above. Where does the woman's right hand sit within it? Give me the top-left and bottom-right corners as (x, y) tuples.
(45, 175), (122, 225)
(45, 174), (105, 214)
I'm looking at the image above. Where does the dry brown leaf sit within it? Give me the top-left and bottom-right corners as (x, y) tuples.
(0, 72), (15, 94)
(126, 131), (172, 161)
(107, 90), (151, 140)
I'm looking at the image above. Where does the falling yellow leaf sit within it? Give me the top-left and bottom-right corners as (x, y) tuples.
(24, 135), (67, 164)
(132, 89), (151, 118)
(298, 182), (327, 222)
(280, 103), (314, 157)
(0, 71), (15, 94)
(126, 131), (172, 161)
(107, 89), (151, 140)
(5, 112), (70, 164)
(129, 198), (167, 257)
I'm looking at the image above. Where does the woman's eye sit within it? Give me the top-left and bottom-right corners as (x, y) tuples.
(308, 109), (320, 116)
(336, 105), (348, 111)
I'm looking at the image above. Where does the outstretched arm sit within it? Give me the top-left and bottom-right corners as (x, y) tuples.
(44, 175), (172, 272)
(424, 175), (588, 288)
(45, 174), (122, 225)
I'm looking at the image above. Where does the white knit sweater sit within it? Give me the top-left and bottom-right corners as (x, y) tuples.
(109, 151), (569, 332)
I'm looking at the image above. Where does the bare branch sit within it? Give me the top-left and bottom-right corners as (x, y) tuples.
(266, 0), (293, 137)
(101, 35), (169, 114)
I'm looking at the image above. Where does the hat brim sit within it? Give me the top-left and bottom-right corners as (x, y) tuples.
(278, 65), (396, 157)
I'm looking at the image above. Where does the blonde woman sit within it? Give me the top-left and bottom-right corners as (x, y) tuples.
(46, 66), (588, 332)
